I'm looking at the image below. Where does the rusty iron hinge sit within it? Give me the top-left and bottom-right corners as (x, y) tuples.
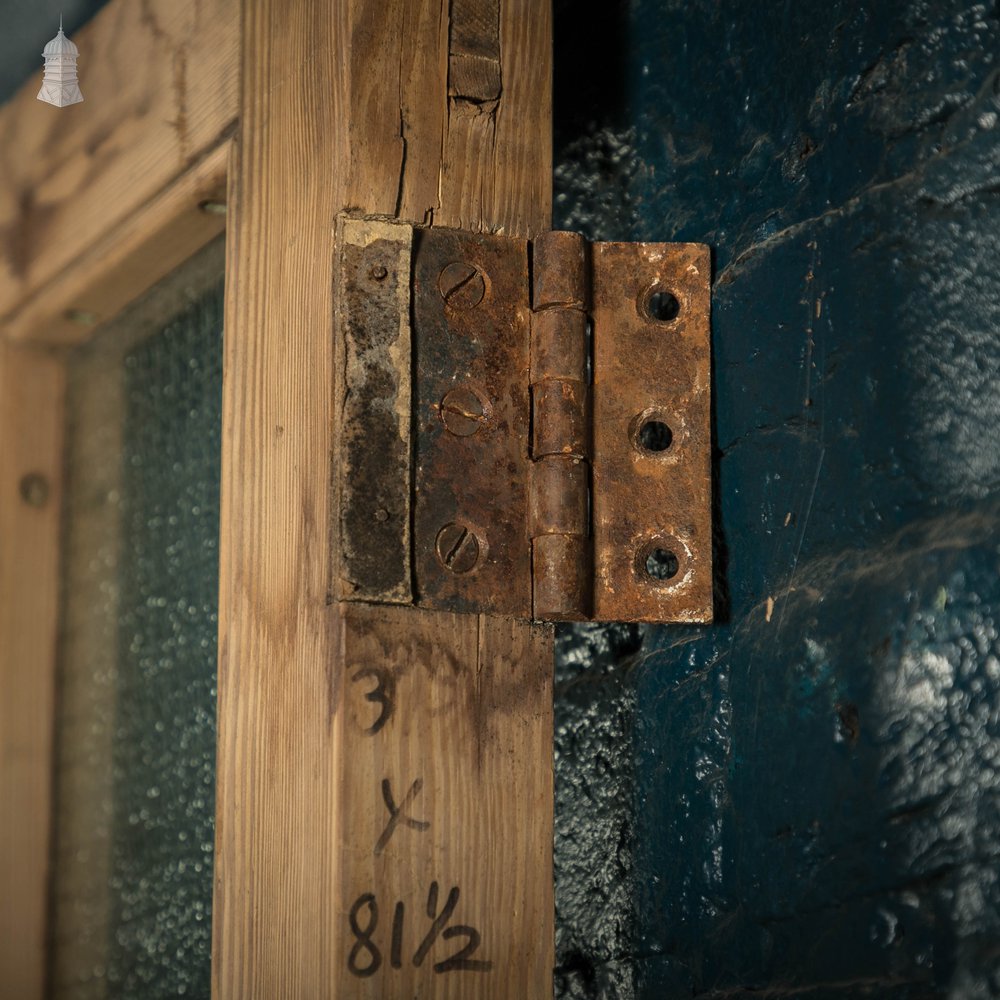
(333, 215), (713, 624)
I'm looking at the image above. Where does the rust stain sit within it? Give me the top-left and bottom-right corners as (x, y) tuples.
(342, 606), (546, 752)
(334, 216), (413, 605)
(591, 240), (714, 623)
(411, 224), (533, 617)
(530, 230), (591, 619)
(332, 221), (713, 625)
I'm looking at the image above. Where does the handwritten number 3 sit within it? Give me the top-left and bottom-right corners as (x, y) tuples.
(350, 665), (394, 735)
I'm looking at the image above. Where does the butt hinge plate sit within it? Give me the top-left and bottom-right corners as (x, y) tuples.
(333, 214), (713, 624)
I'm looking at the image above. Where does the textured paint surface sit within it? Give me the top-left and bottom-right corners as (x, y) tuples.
(553, 1), (1000, 997)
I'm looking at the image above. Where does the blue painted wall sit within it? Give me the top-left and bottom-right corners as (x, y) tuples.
(554, 1), (1000, 997)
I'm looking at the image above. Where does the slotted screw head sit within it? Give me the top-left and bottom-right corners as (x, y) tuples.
(440, 386), (488, 437)
(435, 523), (481, 574)
(438, 261), (486, 309)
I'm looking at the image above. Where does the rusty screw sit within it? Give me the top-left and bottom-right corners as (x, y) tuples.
(438, 262), (486, 310)
(198, 199), (228, 216)
(19, 472), (50, 508)
(435, 523), (481, 574)
(440, 386), (488, 437)
(369, 264), (388, 281)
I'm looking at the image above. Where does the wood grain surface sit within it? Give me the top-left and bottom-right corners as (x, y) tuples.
(0, 0), (237, 342)
(0, 344), (65, 999)
(214, 0), (553, 996)
(5, 142), (228, 347)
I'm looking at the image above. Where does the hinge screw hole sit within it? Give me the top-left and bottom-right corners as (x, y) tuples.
(638, 419), (673, 453)
(644, 547), (679, 582)
(645, 289), (681, 323)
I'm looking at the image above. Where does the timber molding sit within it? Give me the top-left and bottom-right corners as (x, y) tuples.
(0, 344), (64, 997)
(0, 0), (237, 345)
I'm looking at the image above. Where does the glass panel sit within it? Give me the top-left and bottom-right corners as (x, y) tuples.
(51, 239), (224, 999)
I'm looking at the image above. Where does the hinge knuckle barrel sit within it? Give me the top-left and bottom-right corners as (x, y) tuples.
(532, 534), (591, 621)
(529, 309), (587, 383)
(529, 230), (593, 621)
(529, 457), (588, 536)
(532, 380), (589, 458)
(532, 231), (588, 309)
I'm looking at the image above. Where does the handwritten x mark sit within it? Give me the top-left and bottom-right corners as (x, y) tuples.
(374, 778), (431, 855)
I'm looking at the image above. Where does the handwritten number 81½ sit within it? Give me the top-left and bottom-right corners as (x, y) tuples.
(347, 882), (493, 977)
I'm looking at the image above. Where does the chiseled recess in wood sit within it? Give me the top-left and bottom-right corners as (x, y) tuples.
(448, 0), (502, 102)
(4, 141), (229, 347)
(0, 344), (65, 1000)
(215, 0), (552, 996)
(333, 216), (413, 605)
(0, 0), (237, 329)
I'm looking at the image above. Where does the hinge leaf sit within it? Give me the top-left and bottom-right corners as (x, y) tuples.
(333, 215), (713, 624)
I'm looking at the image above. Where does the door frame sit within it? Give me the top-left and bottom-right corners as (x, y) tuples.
(0, 1), (554, 997)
